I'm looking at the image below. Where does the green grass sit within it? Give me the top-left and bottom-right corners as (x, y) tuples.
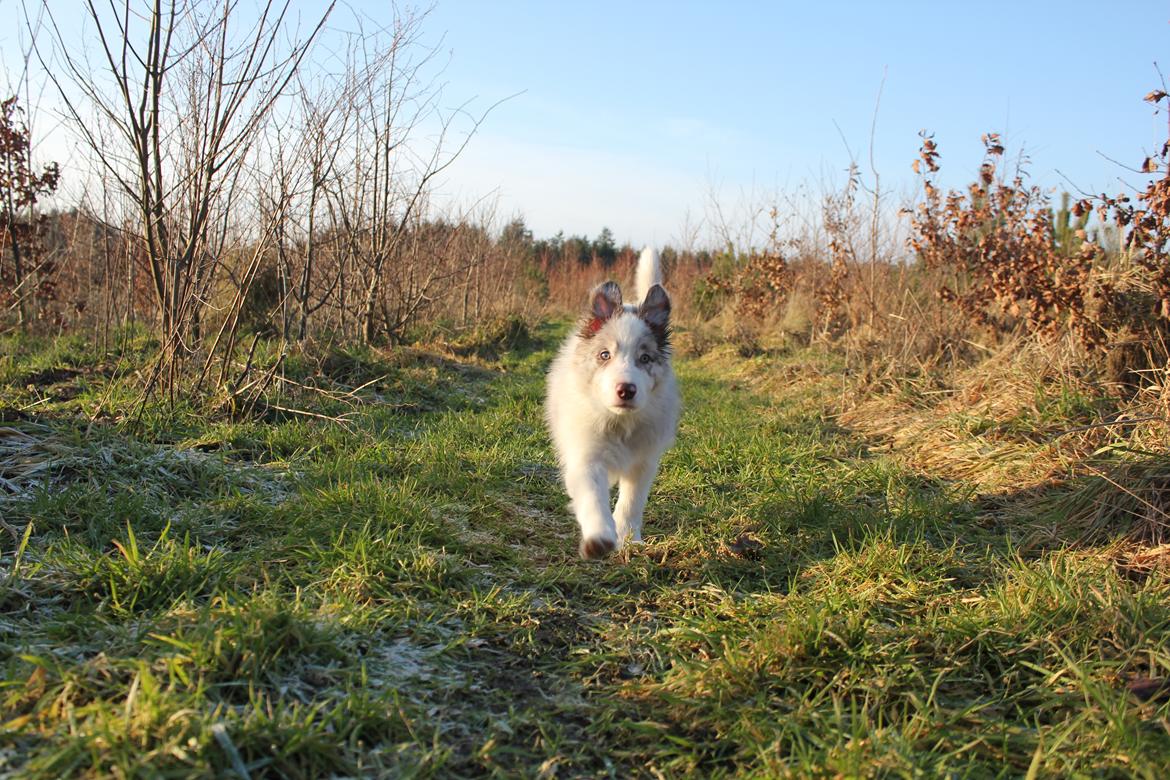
(2, 327), (1169, 778)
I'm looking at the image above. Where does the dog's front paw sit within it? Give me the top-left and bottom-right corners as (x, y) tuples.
(580, 535), (616, 560)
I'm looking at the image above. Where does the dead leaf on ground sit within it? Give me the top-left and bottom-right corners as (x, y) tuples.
(723, 532), (764, 559)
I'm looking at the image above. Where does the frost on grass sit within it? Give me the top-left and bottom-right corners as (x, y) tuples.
(0, 422), (290, 516)
(364, 636), (464, 688)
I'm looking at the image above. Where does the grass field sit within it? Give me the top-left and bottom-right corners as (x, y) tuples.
(2, 325), (1170, 778)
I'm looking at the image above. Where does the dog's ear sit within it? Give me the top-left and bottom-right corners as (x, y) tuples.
(639, 284), (670, 330)
(591, 281), (622, 319)
(582, 281), (622, 337)
(639, 284), (671, 351)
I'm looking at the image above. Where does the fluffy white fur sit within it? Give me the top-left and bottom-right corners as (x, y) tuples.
(545, 247), (682, 559)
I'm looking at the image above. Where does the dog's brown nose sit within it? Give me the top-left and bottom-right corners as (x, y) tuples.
(617, 383), (637, 401)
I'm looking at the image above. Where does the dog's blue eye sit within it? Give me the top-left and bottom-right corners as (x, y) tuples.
(639, 354), (652, 364)
(599, 350), (611, 361)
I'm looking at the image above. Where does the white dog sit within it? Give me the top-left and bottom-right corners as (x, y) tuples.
(545, 247), (681, 559)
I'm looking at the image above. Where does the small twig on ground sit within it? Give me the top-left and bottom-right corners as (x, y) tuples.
(1046, 416), (1168, 443)
(272, 372), (387, 401)
(259, 402), (355, 431)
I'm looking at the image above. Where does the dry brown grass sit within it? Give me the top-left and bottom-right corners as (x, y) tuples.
(839, 336), (1170, 546)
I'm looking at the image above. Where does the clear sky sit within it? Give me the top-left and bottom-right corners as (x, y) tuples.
(3, 1), (1167, 248)
(412, 0), (1169, 247)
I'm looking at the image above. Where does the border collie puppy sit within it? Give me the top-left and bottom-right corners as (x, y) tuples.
(545, 247), (681, 559)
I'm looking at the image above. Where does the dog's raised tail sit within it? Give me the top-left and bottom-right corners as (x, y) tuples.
(636, 246), (663, 302)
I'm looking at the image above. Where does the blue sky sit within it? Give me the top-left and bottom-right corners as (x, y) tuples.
(3, 1), (1167, 248)
(410, 0), (1169, 246)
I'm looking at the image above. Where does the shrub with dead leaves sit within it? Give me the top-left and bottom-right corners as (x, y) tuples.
(906, 131), (1114, 350)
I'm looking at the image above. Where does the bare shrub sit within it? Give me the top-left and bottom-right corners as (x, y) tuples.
(701, 207), (793, 323)
(36, 1), (336, 399)
(24, 1), (514, 409)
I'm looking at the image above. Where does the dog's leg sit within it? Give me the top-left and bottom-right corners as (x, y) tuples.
(564, 461), (617, 559)
(613, 456), (659, 547)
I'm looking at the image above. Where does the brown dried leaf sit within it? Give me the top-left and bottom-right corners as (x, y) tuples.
(723, 532), (764, 559)
(1128, 676), (1170, 703)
